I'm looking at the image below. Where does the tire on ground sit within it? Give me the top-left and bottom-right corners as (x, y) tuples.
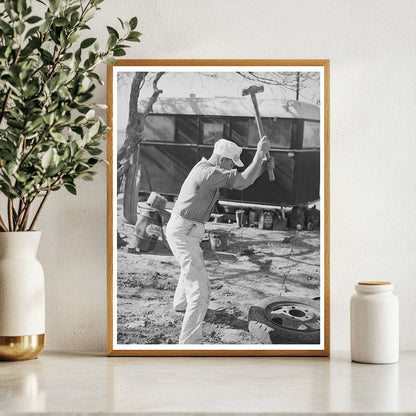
(248, 296), (320, 344)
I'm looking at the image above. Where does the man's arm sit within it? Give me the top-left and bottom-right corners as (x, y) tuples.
(233, 136), (271, 190)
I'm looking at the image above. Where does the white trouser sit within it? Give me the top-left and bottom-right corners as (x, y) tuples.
(166, 214), (210, 344)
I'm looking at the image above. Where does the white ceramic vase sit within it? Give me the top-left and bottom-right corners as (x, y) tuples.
(0, 231), (45, 361)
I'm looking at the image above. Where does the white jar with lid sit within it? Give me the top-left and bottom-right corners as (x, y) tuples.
(350, 281), (399, 364)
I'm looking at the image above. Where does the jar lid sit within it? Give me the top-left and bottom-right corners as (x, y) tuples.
(358, 281), (391, 285)
(355, 281), (394, 293)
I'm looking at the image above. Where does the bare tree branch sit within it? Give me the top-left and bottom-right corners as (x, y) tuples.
(237, 71), (320, 103)
(116, 71), (165, 193)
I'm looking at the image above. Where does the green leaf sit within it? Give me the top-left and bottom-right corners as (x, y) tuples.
(41, 148), (54, 169)
(24, 25), (40, 39)
(103, 56), (117, 65)
(16, 21), (25, 35)
(88, 72), (104, 85)
(0, 20), (13, 35)
(23, 83), (39, 98)
(78, 171), (95, 181)
(107, 33), (117, 49)
(26, 15), (42, 24)
(49, 0), (60, 13)
(48, 76), (60, 92)
(127, 31), (141, 42)
(7, 119), (24, 129)
(64, 183), (77, 195)
(17, 0), (27, 14)
(25, 117), (44, 133)
(0, 183), (18, 198)
(113, 47), (126, 57)
(4, 1), (16, 19)
(54, 17), (69, 27)
(88, 120), (100, 138)
(5, 162), (18, 176)
(70, 11), (80, 26)
(76, 93), (93, 104)
(42, 112), (55, 125)
(21, 37), (41, 57)
(45, 165), (62, 177)
(0, 141), (14, 152)
(76, 160), (90, 169)
(106, 26), (119, 39)
(59, 29), (67, 47)
(74, 115), (86, 125)
(87, 158), (100, 166)
(87, 147), (102, 156)
(50, 131), (67, 143)
(68, 33), (80, 44)
(61, 52), (72, 61)
(80, 37), (96, 49)
(83, 9), (95, 22)
(126, 35), (141, 42)
(71, 126), (84, 136)
(129, 17), (138, 30)
(63, 146), (70, 160)
(40, 49), (54, 64)
(86, 109), (95, 120)
(14, 171), (28, 183)
(74, 148), (84, 159)
(117, 17), (125, 29)
(58, 85), (72, 100)
(74, 48), (82, 66)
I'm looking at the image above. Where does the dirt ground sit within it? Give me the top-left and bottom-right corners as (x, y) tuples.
(116, 208), (321, 345)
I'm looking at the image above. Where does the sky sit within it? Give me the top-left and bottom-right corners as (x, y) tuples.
(115, 69), (321, 131)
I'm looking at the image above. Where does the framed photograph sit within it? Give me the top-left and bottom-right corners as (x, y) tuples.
(107, 60), (330, 356)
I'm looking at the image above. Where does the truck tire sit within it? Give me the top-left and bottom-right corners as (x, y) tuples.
(248, 296), (320, 344)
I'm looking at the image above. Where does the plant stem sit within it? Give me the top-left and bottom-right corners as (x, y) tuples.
(29, 189), (50, 231)
(7, 199), (14, 231)
(0, 214), (8, 232)
(14, 199), (27, 231)
(14, 199), (23, 230)
(20, 200), (33, 231)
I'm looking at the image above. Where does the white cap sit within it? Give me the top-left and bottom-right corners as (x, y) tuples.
(213, 139), (244, 167)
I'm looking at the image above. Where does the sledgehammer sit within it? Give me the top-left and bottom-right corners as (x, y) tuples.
(242, 85), (275, 181)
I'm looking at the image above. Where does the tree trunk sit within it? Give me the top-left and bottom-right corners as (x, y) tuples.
(117, 72), (165, 224)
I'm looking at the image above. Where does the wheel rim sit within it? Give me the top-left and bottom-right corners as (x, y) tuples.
(264, 301), (320, 332)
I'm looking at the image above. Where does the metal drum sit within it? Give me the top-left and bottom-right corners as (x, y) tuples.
(235, 210), (246, 227)
(133, 203), (163, 252)
(209, 231), (229, 251)
(259, 210), (275, 230)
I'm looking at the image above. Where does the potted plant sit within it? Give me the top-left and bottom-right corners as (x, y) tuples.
(0, 0), (140, 360)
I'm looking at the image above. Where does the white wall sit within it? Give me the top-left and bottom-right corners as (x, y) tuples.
(37, 0), (416, 351)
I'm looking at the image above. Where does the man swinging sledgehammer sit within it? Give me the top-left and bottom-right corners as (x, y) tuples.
(166, 136), (275, 344)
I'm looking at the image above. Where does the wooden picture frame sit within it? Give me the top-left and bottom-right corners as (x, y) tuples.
(107, 60), (330, 356)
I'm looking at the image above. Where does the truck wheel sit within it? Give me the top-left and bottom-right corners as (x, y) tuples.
(248, 296), (320, 344)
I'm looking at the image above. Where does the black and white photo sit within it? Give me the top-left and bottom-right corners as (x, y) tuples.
(107, 60), (330, 356)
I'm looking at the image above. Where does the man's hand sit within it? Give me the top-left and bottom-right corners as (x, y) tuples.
(233, 136), (272, 190)
(257, 135), (270, 156)
(264, 155), (275, 170)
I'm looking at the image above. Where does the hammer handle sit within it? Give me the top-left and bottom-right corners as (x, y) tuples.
(250, 94), (275, 181)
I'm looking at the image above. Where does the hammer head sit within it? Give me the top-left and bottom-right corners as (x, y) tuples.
(242, 84), (264, 96)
